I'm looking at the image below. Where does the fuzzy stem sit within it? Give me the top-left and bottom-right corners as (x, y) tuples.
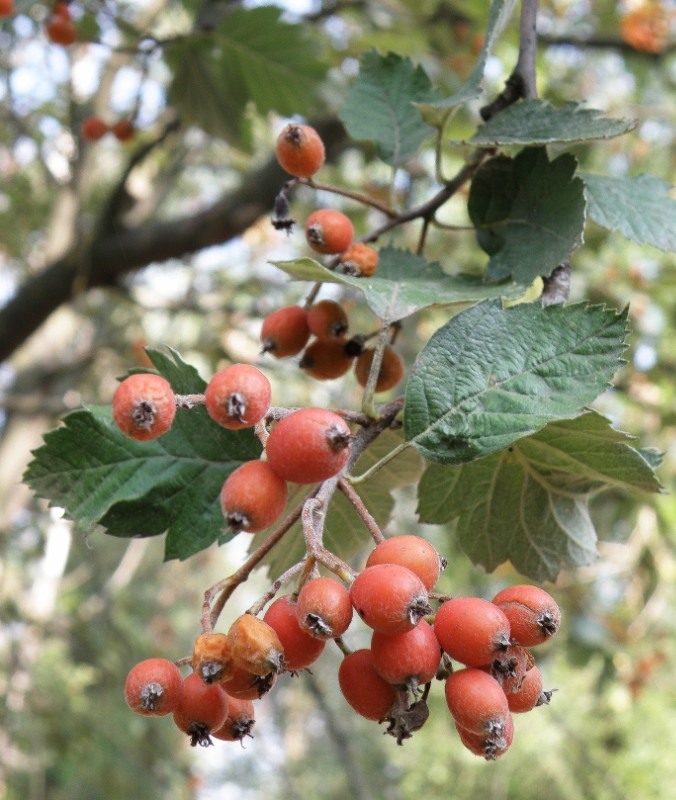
(338, 479), (385, 544)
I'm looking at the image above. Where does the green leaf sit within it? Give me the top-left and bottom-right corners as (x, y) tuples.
(404, 300), (629, 465)
(416, 411), (662, 581)
(271, 247), (525, 323)
(23, 351), (262, 561)
(468, 148), (586, 282)
(338, 51), (439, 166)
(462, 100), (637, 147)
(581, 173), (676, 253)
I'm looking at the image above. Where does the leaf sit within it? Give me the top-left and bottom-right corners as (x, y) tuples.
(23, 350), (262, 561)
(338, 51), (439, 166)
(404, 300), (629, 465)
(463, 100), (637, 146)
(468, 148), (586, 282)
(581, 173), (676, 252)
(271, 247), (525, 323)
(416, 411), (662, 581)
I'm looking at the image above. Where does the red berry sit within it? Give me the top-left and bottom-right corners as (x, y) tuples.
(46, 15), (76, 45)
(434, 596), (511, 667)
(305, 209), (354, 255)
(112, 119), (135, 142)
(338, 649), (397, 721)
(0, 1), (15, 18)
(365, 534), (445, 591)
(275, 123), (325, 178)
(506, 664), (551, 713)
(455, 713), (514, 760)
(339, 242), (379, 277)
(211, 694), (256, 742)
(371, 620), (441, 689)
(492, 584), (561, 646)
(227, 613), (285, 676)
(172, 673), (229, 747)
(486, 643), (534, 695)
(354, 346), (405, 393)
(260, 305), (311, 358)
(205, 364), (271, 430)
(112, 373), (176, 441)
(300, 339), (354, 380)
(296, 577), (353, 640)
(124, 658), (183, 716)
(349, 563), (432, 636)
(220, 662), (277, 700)
(220, 460), (288, 533)
(307, 299), (349, 340)
(265, 407), (351, 484)
(444, 667), (511, 737)
(81, 117), (109, 142)
(263, 595), (326, 670)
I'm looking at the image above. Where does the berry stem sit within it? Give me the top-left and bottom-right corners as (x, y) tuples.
(246, 560), (307, 617)
(174, 392), (206, 409)
(300, 177), (398, 218)
(359, 322), (391, 417)
(301, 495), (357, 584)
(337, 479), (385, 544)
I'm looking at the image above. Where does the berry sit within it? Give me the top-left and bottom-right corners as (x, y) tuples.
(46, 14), (77, 45)
(492, 584), (561, 646)
(219, 460), (288, 533)
(112, 373), (176, 441)
(307, 299), (349, 340)
(172, 673), (229, 747)
(124, 658), (183, 716)
(260, 305), (310, 358)
(204, 363), (271, 430)
(265, 407), (351, 484)
(506, 664), (549, 713)
(338, 649), (397, 722)
(305, 209), (354, 255)
(227, 613), (285, 676)
(220, 662), (277, 700)
(349, 563), (432, 636)
(371, 620), (441, 689)
(444, 667), (510, 737)
(263, 595), (326, 670)
(275, 122), (325, 178)
(81, 117), (109, 142)
(434, 596), (511, 667)
(296, 577), (353, 640)
(0, 1), (14, 18)
(339, 242), (379, 277)
(365, 534), (445, 591)
(455, 713), (514, 760)
(212, 695), (256, 742)
(354, 346), (405, 393)
(486, 644), (534, 695)
(300, 339), (354, 380)
(112, 119), (135, 142)
(191, 632), (233, 685)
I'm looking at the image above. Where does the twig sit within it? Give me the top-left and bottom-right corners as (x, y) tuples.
(338, 479), (385, 544)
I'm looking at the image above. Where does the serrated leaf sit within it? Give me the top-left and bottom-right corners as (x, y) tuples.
(250, 431), (424, 579)
(416, 411), (661, 581)
(468, 148), (586, 282)
(404, 300), (628, 465)
(581, 173), (676, 252)
(23, 350), (263, 561)
(271, 247), (524, 323)
(338, 51), (439, 166)
(416, 0), (520, 126)
(462, 100), (637, 146)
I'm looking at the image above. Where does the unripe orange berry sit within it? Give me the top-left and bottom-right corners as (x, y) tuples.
(305, 209), (354, 255)
(275, 122), (325, 178)
(339, 242), (379, 277)
(112, 373), (176, 441)
(307, 299), (349, 340)
(260, 305), (311, 358)
(227, 613), (285, 676)
(219, 460), (288, 533)
(354, 346), (405, 392)
(300, 339), (354, 380)
(112, 119), (135, 142)
(81, 117), (109, 142)
(204, 363), (271, 430)
(191, 633), (234, 685)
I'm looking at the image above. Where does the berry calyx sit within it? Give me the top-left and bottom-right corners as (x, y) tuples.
(219, 460), (288, 533)
(81, 117), (109, 142)
(300, 339), (354, 380)
(124, 658), (184, 716)
(506, 664), (550, 713)
(112, 373), (176, 441)
(455, 713), (514, 760)
(260, 305), (311, 358)
(492, 584), (561, 646)
(305, 209), (354, 255)
(263, 595), (326, 671)
(365, 534), (445, 591)
(338, 649), (397, 722)
(275, 122), (325, 178)
(339, 242), (379, 277)
(211, 695), (256, 742)
(265, 407), (351, 484)
(204, 364), (271, 430)
(354, 346), (405, 393)
(307, 299), (349, 341)
(296, 577), (353, 640)
(172, 673), (229, 747)
(227, 613), (285, 676)
(220, 663), (277, 700)
(434, 596), (511, 667)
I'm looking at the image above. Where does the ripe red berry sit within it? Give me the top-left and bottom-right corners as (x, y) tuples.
(275, 123), (325, 178)
(354, 346), (405, 393)
(455, 712), (514, 760)
(492, 584), (561, 646)
(124, 658), (183, 716)
(205, 364), (271, 430)
(112, 119), (135, 142)
(444, 667), (511, 737)
(371, 620), (441, 689)
(211, 694), (256, 742)
(220, 460), (288, 533)
(0, 0), (14, 18)
(365, 534), (445, 591)
(486, 643), (534, 695)
(296, 577), (353, 640)
(260, 305), (311, 358)
(349, 563), (432, 636)
(81, 117), (109, 142)
(265, 407), (351, 484)
(172, 673), (229, 747)
(220, 662), (277, 700)
(339, 242), (379, 277)
(338, 649), (397, 721)
(506, 664), (552, 713)
(305, 209), (354, 255)
(263, 595), (326, 670)
(307, 299), (349, 340)
(434, 596), (511, 667)
(112, 373), (176, 441)
(46, 15), (77, 45)
(300, 339), (354, 380)
(227, 613), (285, 676)
(191, 632), (233, 685)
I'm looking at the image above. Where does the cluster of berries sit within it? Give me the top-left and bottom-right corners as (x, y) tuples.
(124, 534), (560, 759)
(81, 117), (136, 143)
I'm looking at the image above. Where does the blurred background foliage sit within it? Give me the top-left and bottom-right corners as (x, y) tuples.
(0, 1), (674, 798)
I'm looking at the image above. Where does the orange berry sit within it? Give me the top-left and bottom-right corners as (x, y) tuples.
(354, 346), (405, 392)
(191, 633), (234, 685)
(365, 534), (445, 591)
(211, 695), (255, 742)
(172, 673), (229, 747)
(300, 339), (354, 380)
(81, 117), (109, 142)
(260, 305), (311, 358)
(204, 363), (271, 430)
(307, 299), (349, 340)
(0, 0), (15, 18)
(227, 613), (285, 677)
(275, 122), (325, 178)
(112, 119), (135, 142)
(305, 209), (354, 255)
(46, 15), (77, 45)
(124, 658), (184, 717)
(219, 460), (288, 534)
(112, 373), (176, 441)
(339, 242), (380, 277)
